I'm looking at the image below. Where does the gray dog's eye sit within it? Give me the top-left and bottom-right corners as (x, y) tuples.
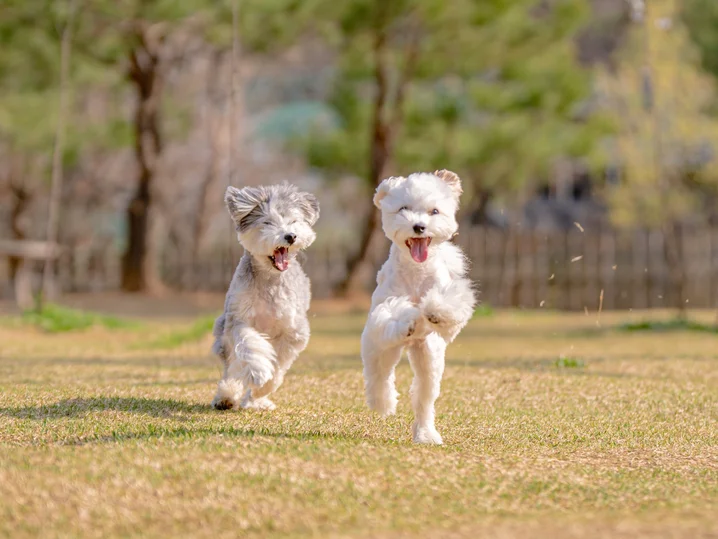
(399, 206), (409, 212)
(430, 209), (440, 215)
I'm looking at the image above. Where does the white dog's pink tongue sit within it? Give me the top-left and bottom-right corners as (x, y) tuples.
(273, 247), (289, 271)
(409, 238), (429, 263)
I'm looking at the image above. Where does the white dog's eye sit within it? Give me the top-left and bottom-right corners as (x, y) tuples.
(430, 209), (440, 215)
(399, 206), (409, 212)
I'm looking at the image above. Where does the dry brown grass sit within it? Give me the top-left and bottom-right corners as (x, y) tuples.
(0, 307), (716, 538)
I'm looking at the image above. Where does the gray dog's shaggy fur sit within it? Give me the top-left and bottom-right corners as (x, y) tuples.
(211, 183), (319, 411)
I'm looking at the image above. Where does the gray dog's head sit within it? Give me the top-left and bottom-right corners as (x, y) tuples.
(225, 183), (320, 272)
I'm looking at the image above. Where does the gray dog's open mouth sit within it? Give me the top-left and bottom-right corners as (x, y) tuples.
(405, 237), (431, 263)
(269, 247), (289, 271)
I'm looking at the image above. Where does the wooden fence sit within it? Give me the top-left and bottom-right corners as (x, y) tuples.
(19, 225), (718, 311)
(460, 226), (718, 310)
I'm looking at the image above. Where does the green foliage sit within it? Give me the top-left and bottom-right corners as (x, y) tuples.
(683, 0), (718, 80)
(294, 0), (611, 207)
(554, 355), (584, 368)
(599, 0), (718, 228)
(621, 318), (718, 335)
(138, 313), (217, 349)
(21, 304), (139, 333)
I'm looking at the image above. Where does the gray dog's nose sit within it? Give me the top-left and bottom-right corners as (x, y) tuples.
(285, 233), (297, 245)
(413, 224), (426, 235)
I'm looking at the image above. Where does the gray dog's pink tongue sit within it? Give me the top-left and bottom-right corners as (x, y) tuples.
(408, 238), (429, 263)
(273, 247), (289, 271)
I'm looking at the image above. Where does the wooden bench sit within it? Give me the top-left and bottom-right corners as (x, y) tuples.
(0, 240), (62, 310)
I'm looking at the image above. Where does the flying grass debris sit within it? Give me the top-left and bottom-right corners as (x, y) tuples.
(571, 255), (583, 263)
(574, 222), (584, 232)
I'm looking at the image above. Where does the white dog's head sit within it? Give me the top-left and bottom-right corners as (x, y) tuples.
(374, 170), (461, 263)
(225, 183), (319, 272)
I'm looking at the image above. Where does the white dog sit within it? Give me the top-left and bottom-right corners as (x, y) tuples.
(211, 183), (319, 411)
(361, 170), (476, 444)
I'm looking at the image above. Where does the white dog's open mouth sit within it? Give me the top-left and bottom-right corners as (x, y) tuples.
(269, 247), (290, 271)
(405, 237), (431, 263)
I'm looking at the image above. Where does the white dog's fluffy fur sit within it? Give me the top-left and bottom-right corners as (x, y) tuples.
(361, 170), (476, 444)
(211, 183), (319, 411)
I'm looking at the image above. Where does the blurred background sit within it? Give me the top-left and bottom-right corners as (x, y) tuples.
(1, 0), (718, 315)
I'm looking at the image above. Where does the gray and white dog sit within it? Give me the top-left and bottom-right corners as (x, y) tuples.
(211, 183), (320, 411)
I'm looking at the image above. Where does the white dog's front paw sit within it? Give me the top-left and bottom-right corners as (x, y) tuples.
(240, 396), (277, 411)
(390, 298), (421, 340)
(412, 422), (443, 445)
(400, 317), (417, 338)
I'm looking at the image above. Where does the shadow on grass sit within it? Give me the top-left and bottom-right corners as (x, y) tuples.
(0, 397), (213, 419)
(1, 355), (213, 368)
(60, 424), (385, 447)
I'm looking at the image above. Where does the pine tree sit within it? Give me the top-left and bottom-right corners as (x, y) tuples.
(295, 0), (609, 293)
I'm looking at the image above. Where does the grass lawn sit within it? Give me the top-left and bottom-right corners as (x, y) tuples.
(0, 306), (716, 538)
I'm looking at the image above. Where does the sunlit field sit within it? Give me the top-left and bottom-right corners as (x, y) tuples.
(1, 305), (716, 538)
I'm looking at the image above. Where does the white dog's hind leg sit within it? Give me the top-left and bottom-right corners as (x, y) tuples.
(226, 324), (277, 389)
(421, 278), (476, 342)
(361, 297), (420, 416)
(407, 333), (447, 444)
(362, 342), (403, 417)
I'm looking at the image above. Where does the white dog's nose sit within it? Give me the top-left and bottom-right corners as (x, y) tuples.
(284, 233), (297, 245)
(413, 224), (426, 234)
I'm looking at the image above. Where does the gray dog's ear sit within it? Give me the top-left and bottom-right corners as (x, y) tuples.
(298, 192), (320, 226)
(373, 176), (405, 209)
(225, 186), (268, 230)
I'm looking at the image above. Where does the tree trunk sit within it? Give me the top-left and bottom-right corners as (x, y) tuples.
(8, 182), (30, 281)
(121, 28), (164, 292)
(192, 50), (223, 287)
(470, 189), (494, 226)
(337, 8), (420, 296)
(336, 102), (391, 295)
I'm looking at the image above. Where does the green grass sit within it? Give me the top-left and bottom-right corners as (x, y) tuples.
(136, 313), (218, 349)
(620, 317), (718, 334)
(473, 303), (495, 318)
(20, 303), (140, 333)
(554, 355), (585, 369)
(0, 308), (717, 538)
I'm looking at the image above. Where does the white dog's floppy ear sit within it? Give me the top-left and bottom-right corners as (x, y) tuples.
(225, 185), (267, 230)
(373, 176), (405, 209)
(434, 169), (462, 199)
(298, 192), (320, 226)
